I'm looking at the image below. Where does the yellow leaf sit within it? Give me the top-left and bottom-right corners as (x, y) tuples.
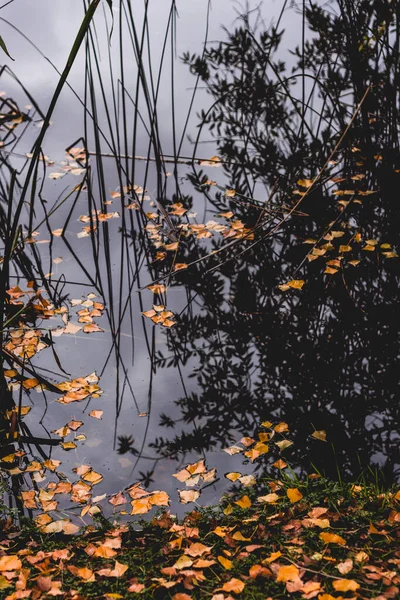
(234, 495), (252, 509)
(173, 555), (193, 570)
(312, 430), (327, 442)
(339, 245), (352, 253)
(232, 531), (251, 542)
(82, 470), (103, 485)
(61, 441), (77, 450)
(130, 498), (152, 514)
(319, 532), (346, 545)
(278, 279), (305, 291)
(225, 472), (242, 482)
(218, 555), (233, 570)
(275, 440), (293, 451)
(297, 178), (313, 188)
(287, 488), (303, 503)
(274, 422), (289, 433)
(264, 551), (282, 563)
(150, 491), (169, 507)
(333, 579), (359, 592)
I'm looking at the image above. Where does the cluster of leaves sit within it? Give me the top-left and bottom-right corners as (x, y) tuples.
(0, 468), (399, 599)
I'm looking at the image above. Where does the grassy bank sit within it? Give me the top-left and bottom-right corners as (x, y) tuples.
(0, 475), (399, 599)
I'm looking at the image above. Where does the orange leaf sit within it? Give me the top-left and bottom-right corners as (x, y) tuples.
(89, 410), (103, 419)
(276, 564), (300, 582)
(234, 495), (252, 509)
(68, 565), (95, 581)
(287, 488), (303, 503)
(333, 579), (360, 592)
(0, 555), (22, 571)
(319, 532), (346, 546)
(218, 556), (233, 570)
(184, 543), (212, 557)
(220, 578), (245, 593)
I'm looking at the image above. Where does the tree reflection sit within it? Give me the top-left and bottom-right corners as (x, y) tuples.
(148, 2), (400, 483)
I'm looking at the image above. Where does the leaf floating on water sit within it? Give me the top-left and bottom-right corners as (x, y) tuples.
(199, 155), (221, 167)
(297, 178), (313, 188)
(148, 283), (166, 294)
(89, 410), (103, 419)
(173, 263), (188, 272)
(68, 420), (83, 431)
(61, 442), (77, 451)
(278, 279), (305, 291)
(223, 445), (243, 455)
(178, 490), (200, 504)
(275, 440), (293, 451)
(82, 470), (103, 485)
(312, 430), (327, 442)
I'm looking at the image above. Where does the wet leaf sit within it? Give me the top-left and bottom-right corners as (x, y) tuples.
(178, 490), (200, 504)
(312, 430), (327, 442)
(278, 279), (305, 291)
(89, 410), (103, 419)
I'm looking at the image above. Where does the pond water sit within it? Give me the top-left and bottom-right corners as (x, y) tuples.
(1, 0), (399, 520)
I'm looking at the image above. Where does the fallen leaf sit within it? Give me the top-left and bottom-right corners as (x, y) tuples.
(178, 490), (200, 504)
(218, 556), (233, 570)
(333, 579), (360, 592)
(220, 578), (245, 593)
(287, 488), (303, 503)
(89, 410), (103, 419)
(276, 564), (300, 582)
(0, 555), (22, 571)
(319, 532), (346, 546)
